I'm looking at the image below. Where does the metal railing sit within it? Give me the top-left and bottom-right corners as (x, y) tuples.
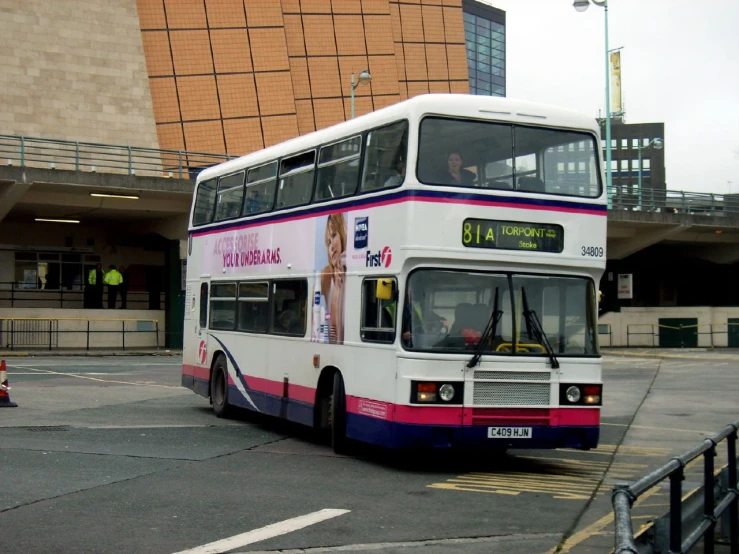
(598, 323), (613, 346)
(0, 282), (164, 310)
(609, 185), (739, 217)
(0, 318), (160, 351)
(625, 323), (739, 348)
(613, 420), (739, 553)
(0, 134), (230, 178)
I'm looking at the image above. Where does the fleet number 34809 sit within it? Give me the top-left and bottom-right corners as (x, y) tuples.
(581, 246), (604, 257)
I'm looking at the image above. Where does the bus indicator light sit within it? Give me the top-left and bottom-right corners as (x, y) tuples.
(417, 382), (437, 402)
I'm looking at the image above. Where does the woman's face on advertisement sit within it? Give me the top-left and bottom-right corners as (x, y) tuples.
(326, 221), (342, 267)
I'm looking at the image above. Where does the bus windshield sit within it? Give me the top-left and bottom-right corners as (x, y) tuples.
(417, 117), (601, 198)
(403, 270), (598, 357)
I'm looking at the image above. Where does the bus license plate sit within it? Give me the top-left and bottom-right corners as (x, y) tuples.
(487, 427), (532, 439)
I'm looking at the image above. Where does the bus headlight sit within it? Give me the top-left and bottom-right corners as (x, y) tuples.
(439, 384), (455, 402)
(559, 383), (602, 406)
(411, 381), (463, 404)
(565, 386), (581, 403)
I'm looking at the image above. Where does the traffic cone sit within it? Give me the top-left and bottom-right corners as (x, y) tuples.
(0, 360), (18, 408)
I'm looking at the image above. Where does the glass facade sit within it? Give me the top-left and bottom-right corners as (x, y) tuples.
(463, 3), (506, 97)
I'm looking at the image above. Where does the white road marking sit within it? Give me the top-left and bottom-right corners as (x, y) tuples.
(172, 509), (350, 554)
(8, 365), (180, 388)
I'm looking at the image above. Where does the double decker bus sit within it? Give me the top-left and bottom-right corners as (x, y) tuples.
(182, 94), (606, 453)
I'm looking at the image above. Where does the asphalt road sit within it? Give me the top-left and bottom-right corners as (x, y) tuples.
(1, 350), (737, 554)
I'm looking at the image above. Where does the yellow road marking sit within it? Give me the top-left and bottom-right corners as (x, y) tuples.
(557, 443), (672, 457)
(427, 454), (646, 501)
(601, 422), (712, 435)
(544, 485), (663, 553)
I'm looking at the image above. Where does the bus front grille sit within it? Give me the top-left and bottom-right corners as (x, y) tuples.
(473, 371), (550, 381)
(473, 382), (549, 406)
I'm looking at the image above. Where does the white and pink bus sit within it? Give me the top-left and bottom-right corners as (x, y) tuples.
(182, 94), (606, 453)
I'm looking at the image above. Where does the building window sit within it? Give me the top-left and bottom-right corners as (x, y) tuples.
(14, 251), (98, 290)
(463, 6), (506, 97)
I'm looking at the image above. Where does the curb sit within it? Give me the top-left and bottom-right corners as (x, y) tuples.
(602, 348), (739, 361)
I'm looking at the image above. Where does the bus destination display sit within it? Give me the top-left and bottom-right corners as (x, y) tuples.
(462, 218), (564, 253)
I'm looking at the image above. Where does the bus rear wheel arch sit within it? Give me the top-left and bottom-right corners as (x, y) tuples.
(210, 353), (233, 418)
(314, 367), (348, 454)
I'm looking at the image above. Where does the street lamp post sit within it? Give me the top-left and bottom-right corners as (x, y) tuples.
(637, 137), (663, 209)
(350, 69), (372, 119)
(573, 0), (612, 209)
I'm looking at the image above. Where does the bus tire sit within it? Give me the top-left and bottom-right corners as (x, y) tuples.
(331, 372), (348, 454)
(210, 355), (232, 418)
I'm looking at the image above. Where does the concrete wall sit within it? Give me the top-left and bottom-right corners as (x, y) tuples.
(599, 307), (739, 348)
(0, 0), (159, 148)
(0, 308), (165, 350)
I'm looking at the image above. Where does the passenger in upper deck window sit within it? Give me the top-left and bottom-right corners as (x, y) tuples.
(245, 188), (261, 213)
(439, 151), (476, 186)
(383, 158), (406, 188)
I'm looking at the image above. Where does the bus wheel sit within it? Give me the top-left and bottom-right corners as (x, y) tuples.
(330, 372), (348, 454)
(210, 355), (232, 418)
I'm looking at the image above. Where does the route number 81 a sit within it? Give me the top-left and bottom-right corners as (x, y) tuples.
(581, 246), (604, 257)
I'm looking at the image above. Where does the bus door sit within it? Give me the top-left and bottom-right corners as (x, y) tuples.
(195, 279), (211, 367)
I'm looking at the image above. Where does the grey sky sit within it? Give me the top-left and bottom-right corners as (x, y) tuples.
(480, 0), (739, 193)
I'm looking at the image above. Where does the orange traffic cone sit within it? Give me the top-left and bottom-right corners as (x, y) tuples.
(0, 360), (18, 408)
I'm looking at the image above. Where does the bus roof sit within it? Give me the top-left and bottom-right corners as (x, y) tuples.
(196, 94), (599, 183)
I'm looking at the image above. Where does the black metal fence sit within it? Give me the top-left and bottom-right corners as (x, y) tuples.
(613, 420), (739, 553)
(0, 318), (161, 351)
(0, 282), (165, 310)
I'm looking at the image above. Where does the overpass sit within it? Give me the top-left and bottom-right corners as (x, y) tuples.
(1, 134), (737, 348)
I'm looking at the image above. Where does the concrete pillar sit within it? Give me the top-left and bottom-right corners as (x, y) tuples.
(0, 181), (31, 223)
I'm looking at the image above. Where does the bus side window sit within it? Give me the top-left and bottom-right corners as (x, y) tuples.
(209, 283), (237, 331)
(214, 171), (245, 221)
(276, 151), (315, 209)
(271, 280), (308, 336)
(244, 161), (277, 215)
(360, 121), (408, 192)
(360, 278), (397, 343)
(193, 179), (218, 226)
(199, 283), (208, 329)
(315, 135), (361, 202)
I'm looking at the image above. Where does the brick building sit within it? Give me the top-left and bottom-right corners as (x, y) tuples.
(137, 0), (478, 157)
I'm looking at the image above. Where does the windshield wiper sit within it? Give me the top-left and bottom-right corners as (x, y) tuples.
(521, 287), (560, 369)
(467, 288), (503, 368)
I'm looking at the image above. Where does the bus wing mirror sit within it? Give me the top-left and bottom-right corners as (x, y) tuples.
(376, 279), (395, 301)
